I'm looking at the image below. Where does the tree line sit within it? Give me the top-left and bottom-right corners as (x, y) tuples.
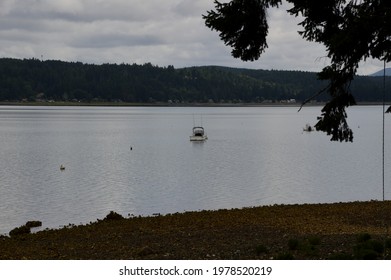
(0, 58), (389, 104)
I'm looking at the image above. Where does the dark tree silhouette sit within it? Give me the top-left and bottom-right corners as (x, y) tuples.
(204, 0), (391, 141)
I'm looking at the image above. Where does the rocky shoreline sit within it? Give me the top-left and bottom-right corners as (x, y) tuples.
(1, 201), (391, 259)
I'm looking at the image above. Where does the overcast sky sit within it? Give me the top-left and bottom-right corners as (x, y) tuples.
(0, 0), (386, 75)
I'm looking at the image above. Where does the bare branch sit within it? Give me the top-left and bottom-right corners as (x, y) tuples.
(298, 85), (329, 112)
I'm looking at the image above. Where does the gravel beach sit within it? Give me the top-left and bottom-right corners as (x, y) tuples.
(1, 201), (391, 259)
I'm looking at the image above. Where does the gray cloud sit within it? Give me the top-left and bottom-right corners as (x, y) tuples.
(71, 33), (165, 48)
(0, 0), (384, 75)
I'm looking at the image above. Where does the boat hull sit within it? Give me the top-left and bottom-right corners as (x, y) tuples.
(190, 135), (207, 141)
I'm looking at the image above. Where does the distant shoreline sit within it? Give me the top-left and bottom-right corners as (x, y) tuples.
(0, 101), (310, 107)
(0, 101), (385, 107)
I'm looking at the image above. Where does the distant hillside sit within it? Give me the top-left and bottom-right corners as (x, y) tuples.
(370, 68), (391, 76)
(0, 58), (390, 103)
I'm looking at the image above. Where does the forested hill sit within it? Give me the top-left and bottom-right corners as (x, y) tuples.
(0, 58), (389, 104)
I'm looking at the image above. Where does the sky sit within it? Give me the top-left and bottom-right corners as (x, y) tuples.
(0, 0), (386, 75)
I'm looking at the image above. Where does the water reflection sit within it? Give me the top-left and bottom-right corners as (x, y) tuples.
(0, 106), (389, 234)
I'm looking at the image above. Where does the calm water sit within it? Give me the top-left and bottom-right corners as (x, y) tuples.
(0, 105), (390, 234)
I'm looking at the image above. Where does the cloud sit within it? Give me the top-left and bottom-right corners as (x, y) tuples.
(71, 32), (164, 48)
(174, 0), (209, 17)
(0, 0), (385, 75)
(262, 5), (330, 71)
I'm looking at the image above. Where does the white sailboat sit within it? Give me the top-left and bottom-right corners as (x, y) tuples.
(190, 115), (208, 141)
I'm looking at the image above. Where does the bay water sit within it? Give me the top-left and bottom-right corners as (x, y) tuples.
(0, 105), (390, 235)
